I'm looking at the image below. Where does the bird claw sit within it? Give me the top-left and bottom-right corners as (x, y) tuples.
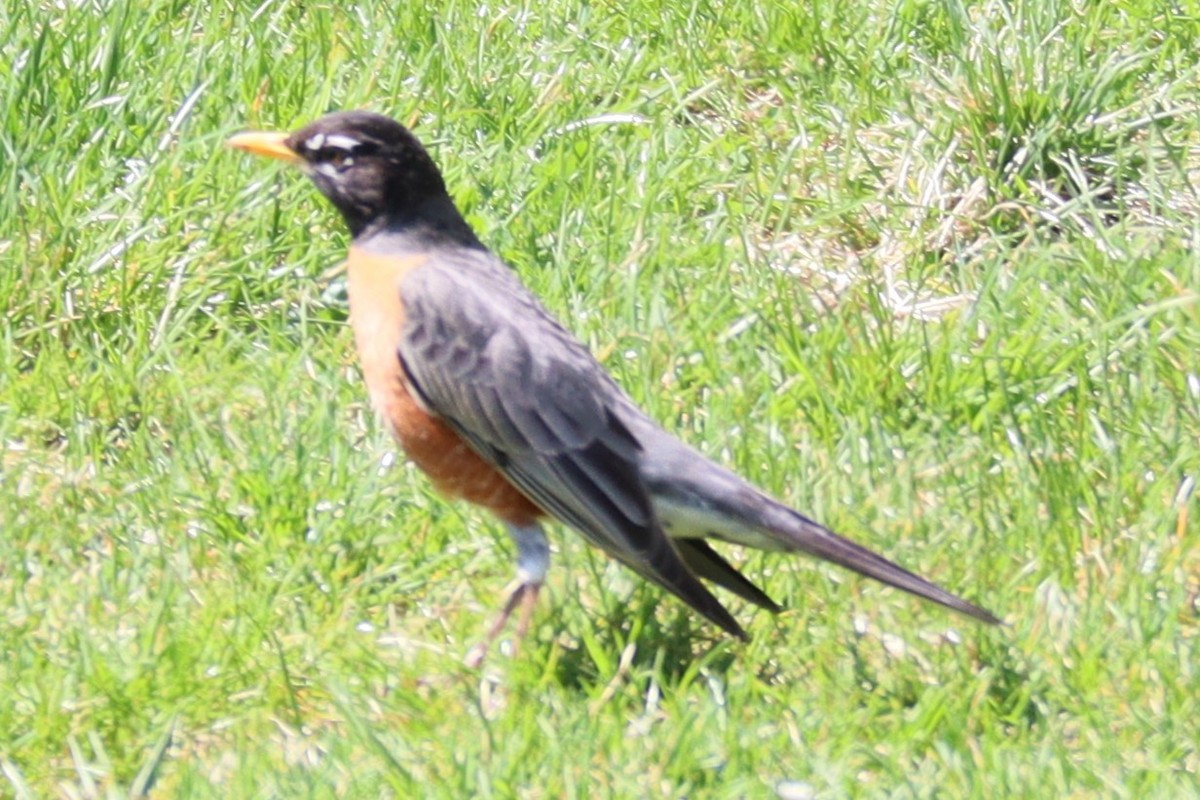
(462, 581), (542, 668)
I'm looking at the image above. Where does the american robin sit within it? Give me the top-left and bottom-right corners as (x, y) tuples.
(228, 111), (1000, 664)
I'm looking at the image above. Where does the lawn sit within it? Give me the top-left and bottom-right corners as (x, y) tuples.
(1, 0), (1197, 796)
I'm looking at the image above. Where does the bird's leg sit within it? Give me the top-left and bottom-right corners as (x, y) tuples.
(464, 523), (549, 668)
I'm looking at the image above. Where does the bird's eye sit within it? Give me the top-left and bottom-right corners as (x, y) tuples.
(322, 148), (354, 168)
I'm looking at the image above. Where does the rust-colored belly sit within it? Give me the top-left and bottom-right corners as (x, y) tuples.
(346, 246), (541, 525)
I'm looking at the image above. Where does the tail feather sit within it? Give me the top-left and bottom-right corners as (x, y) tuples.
(759, 502), (1002, 625)
(675, 539), (782, 612)
(642, 442), (1001, 627)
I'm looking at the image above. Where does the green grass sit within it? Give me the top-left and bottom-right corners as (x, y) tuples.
(2, 0), (1198, 795)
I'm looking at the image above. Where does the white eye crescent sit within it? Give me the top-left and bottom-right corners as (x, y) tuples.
(324, 134), (362, 149)
(314, 162), (341, 179)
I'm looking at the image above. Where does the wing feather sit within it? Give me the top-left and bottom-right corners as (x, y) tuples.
(396, 252), (744, 638)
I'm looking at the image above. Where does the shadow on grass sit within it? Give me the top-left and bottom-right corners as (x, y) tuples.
(546, 586), (742, 691)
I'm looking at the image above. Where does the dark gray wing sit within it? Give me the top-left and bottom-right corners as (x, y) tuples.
(397, 251), (747, 639)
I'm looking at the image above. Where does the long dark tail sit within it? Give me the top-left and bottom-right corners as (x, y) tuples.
(754, 500), (1002, 624)
(652, 487), (1000, 624)
(642, 439), (1002, 627)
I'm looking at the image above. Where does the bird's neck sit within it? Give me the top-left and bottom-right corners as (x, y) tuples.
(355, 193), (482, 250)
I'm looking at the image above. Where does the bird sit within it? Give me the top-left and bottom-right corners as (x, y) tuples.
(228, 111), (1000, 665)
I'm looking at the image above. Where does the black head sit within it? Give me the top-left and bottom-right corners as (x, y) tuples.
(229, 111), (455, 238)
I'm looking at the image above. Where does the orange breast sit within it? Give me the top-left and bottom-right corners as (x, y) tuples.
(346, 245), (542, 525)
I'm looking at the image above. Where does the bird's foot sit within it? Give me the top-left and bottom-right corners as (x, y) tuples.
(463, 579), (542, 668)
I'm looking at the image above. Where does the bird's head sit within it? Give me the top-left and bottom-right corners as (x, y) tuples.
(228, 111), (448, 237)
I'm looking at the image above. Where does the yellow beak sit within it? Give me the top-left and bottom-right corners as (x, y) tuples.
(225, 131), (302, 165)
